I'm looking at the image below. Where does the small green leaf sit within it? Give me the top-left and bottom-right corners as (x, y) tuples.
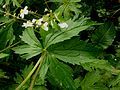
(110, 87), (120, 90)
(80, 70), (101, 90)
(5, 0), (10, 5)
(14, 63), (34, 89)
(0, 22), (15, 50)
(0, 16), (10, 23)
(0, 53), (9, 59)
(91, 22), (116, 49)
(12, 0), (20, 7)
(0, 69), (5, 78)
(82, 60), (114, 72)
(33, 86), (47, 90)
(109, 74), (120, 87)
(0, 0), (3, 4)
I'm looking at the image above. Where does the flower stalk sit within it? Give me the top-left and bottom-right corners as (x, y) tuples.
(16, 51), (46, 90)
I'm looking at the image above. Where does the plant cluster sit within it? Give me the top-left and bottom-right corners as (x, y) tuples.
(0, 0), (120, 90)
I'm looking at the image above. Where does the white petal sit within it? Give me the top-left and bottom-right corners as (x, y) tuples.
(44, 8), (48, 12)
(44, 22), (48, 26)
(24, 6), (28, 10)
(32, 19), (36, 23)
(44, 26), (48, 31)
(58, 22), (68, 28)
(24, 10), (28, 15)
(42, 22), (49, 31)
(22, 21), (33, 28)
(39, 18), (43, 22)
(20, 13), (24, 18)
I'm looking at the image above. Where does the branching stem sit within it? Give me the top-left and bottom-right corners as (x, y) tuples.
(29, 54), (45, 90)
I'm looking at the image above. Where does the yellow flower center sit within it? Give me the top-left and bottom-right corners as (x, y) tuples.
(20, 9), (24, 14)
(36, 20), (39, 24)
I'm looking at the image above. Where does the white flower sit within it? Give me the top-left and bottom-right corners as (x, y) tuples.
(58, 22), (68, 28)
(2, 4), (6, 8)
(42, 22), (48, 31)
(44, 8), (48, 12)
(22, 21), (33, 28)
(36, 18), (43, 26)
(32, 19), (36, 23)
(20, 6), (28, 19)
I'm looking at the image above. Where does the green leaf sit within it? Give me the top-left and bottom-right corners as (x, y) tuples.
(48, 37), (102, 65)
(20, 28), (41, 47)
(45, 17), (96, 48)
(81, 60), (114, 72)
(109, 74), (120, 87)
(13, 45), (42, 59)
(0, 22), (15, 50)
(116, 47), (120, 58)
(0, 53), (9, 59)
(80, 70), (101, 90)
(5, 0), (10, 5)
(12, 0), (20, 7)
(91, 22), (116, 49)
(48, 37), (114, 72)
(110, 87), (120, 90)
(33, 86), (47, 90)
(14, 63), (34, 89)
(54, 1), (82, 19)
(0, 69), (5, 78)
(13, 28), (42, 59)
(47, 54), (76, 90)
(0, 16), (10, 23)
(0, 0), (3, 4)
(74, 77), (82, 88)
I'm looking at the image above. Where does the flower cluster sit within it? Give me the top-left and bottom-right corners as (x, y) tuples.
(19, 6), (68, 31)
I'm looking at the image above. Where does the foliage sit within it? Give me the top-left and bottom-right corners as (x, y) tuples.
(0, 0), (120, 90)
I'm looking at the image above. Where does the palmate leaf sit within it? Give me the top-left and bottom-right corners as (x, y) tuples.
(48, 37), (115, 72)
(45, 17), (97, 48)
(47, 54), (76, 90)
(13, 28), (42, 59)
(91, 22), (116, 49)
(48, 37), (102, 65)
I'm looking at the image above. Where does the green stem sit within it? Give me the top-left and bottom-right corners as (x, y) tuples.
(16, 51), (46, 90)
(0, 41), (21, 53)
(29, 55), (45, 90)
